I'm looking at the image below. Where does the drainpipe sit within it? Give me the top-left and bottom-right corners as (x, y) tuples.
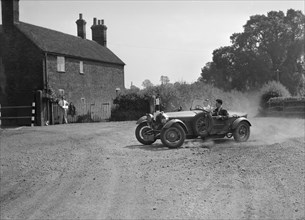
(44, 52), (53, 125)
(44, 52), (48, 90)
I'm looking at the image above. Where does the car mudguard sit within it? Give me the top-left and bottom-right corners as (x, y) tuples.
(232, 117), (251, 130)
(136, 116), (148, 125)
(163, 119), (188, 134)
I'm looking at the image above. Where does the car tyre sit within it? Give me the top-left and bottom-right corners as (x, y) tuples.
(135, 123), (156, 145)
(161, 124), (186, 148)
(192, 112), (213, 137)
(233, 121), (250, 142)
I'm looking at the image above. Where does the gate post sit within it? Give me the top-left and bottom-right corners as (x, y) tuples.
(0, 104), (2, 127)
(31, 102), (35, 127)
(35, 90), (43, 126)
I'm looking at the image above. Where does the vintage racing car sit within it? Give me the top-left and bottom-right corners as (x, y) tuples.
(135, 99), (251, 148)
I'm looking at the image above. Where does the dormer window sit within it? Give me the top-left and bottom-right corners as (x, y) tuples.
(57, 56), (65, 72)
(80, 61), (84, 74)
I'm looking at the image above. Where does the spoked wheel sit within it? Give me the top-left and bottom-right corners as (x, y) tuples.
(192, 113), (213, 136)
(135, 123), (156, 145)
(161, 124), (186, 148)
(233, 121), (250, 142)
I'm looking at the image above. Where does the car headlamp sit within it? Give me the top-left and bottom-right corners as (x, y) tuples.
(146, 113), (153, 123)
(160, 113), (169, 124)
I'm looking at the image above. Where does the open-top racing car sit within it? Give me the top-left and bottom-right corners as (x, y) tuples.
(135, 99), (251, 148)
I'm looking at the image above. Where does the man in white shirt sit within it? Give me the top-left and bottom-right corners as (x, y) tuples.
(58, 96), (69, 124)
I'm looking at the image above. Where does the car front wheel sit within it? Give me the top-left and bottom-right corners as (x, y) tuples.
(192, 112), (213, 137)
(161, 124), (186, 148)
(135, 123), (156, 145)
(233, 121), (250, 142)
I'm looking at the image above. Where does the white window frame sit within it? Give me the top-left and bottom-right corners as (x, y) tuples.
(58, 89), (65, 97)
(80, 61), (84, 74)
(57, 56), (65, 72)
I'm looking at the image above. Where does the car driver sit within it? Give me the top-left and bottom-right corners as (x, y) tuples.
(212, 99), (229, 120)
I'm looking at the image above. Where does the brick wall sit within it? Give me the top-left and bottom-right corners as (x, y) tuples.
(47, 54), (124, 118)
(0, 27), (43, 126)
(0, 27), (43, 105)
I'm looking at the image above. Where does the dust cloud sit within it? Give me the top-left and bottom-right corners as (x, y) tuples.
(182, 117), (304, 149)
(250, 117), (305, 145)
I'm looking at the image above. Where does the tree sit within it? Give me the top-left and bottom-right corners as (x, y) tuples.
(199, 61), (229, 89)
(130, 83), (140, 92)
(160, 75), (170, 85)
(200, 9), (305, 94)
(142, 79), (153, 89)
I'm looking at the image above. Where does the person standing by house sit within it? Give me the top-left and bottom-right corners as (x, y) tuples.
(58, 96), (69, 124)
(68, 102), (76, 122)
(155, 94), (161, 112)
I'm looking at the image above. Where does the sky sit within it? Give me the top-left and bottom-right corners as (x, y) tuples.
(0, 0), (304, 88)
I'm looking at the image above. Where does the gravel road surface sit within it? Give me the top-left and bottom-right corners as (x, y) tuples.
(0, 117), (304, 219)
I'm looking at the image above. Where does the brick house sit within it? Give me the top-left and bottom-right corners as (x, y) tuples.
(0, 0), (125, 126)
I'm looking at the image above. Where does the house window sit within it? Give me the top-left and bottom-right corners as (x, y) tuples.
(57, 56), (65, 72)
(115, 88), (121, 96)
(58, 89), (65, 97)
(80, 61), (84, 74)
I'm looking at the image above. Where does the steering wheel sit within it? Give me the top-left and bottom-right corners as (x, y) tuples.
(195, 105), (202, 110)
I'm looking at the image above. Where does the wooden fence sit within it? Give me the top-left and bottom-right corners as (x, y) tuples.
(267, 98), (305, 118)
(0, 102), (36, 127)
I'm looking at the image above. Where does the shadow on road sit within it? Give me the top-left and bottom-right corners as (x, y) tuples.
(124, 143), (176, 151)
(125, 138), (240, 151)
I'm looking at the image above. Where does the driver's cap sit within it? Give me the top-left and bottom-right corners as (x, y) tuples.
(216, 99), (223, 104)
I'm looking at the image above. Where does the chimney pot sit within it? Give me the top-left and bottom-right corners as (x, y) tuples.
(76, 13), (86, 39)
(1, 0), (20, 32)
(91, 18), (107, 47)
(93, 17), (97, 25)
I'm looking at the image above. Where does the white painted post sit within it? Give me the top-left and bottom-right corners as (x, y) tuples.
(31, 102), (35, 127)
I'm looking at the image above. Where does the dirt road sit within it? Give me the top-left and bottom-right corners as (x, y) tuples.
(0, 117), (304, 219)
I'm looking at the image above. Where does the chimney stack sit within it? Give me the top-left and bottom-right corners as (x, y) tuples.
(1, 0), (19, 32)
(76, 13), (87, 39)
(91, 18), (107, 47)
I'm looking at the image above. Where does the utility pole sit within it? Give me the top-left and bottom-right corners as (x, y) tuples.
(276, 69), (280, 82)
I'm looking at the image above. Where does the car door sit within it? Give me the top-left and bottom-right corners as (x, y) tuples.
(210, 116), (229, 134)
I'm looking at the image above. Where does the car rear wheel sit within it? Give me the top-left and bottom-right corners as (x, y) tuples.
(161, 124), (186, 148)
(233, 121), (250, 142)
(135, 123), (156, 145)
(192, 112), (213, 137)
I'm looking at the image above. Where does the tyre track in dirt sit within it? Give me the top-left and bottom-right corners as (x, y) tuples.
(94, 126), (150, 219)
(96, 156), (143, 219)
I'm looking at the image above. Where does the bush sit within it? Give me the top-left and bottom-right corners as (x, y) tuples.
(296, 75), (305, 97)
(259, 81), (290, 110)
(76, 114), (94, 123)
(110, 109), (145, 121)
(111, 92), (150, 121)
